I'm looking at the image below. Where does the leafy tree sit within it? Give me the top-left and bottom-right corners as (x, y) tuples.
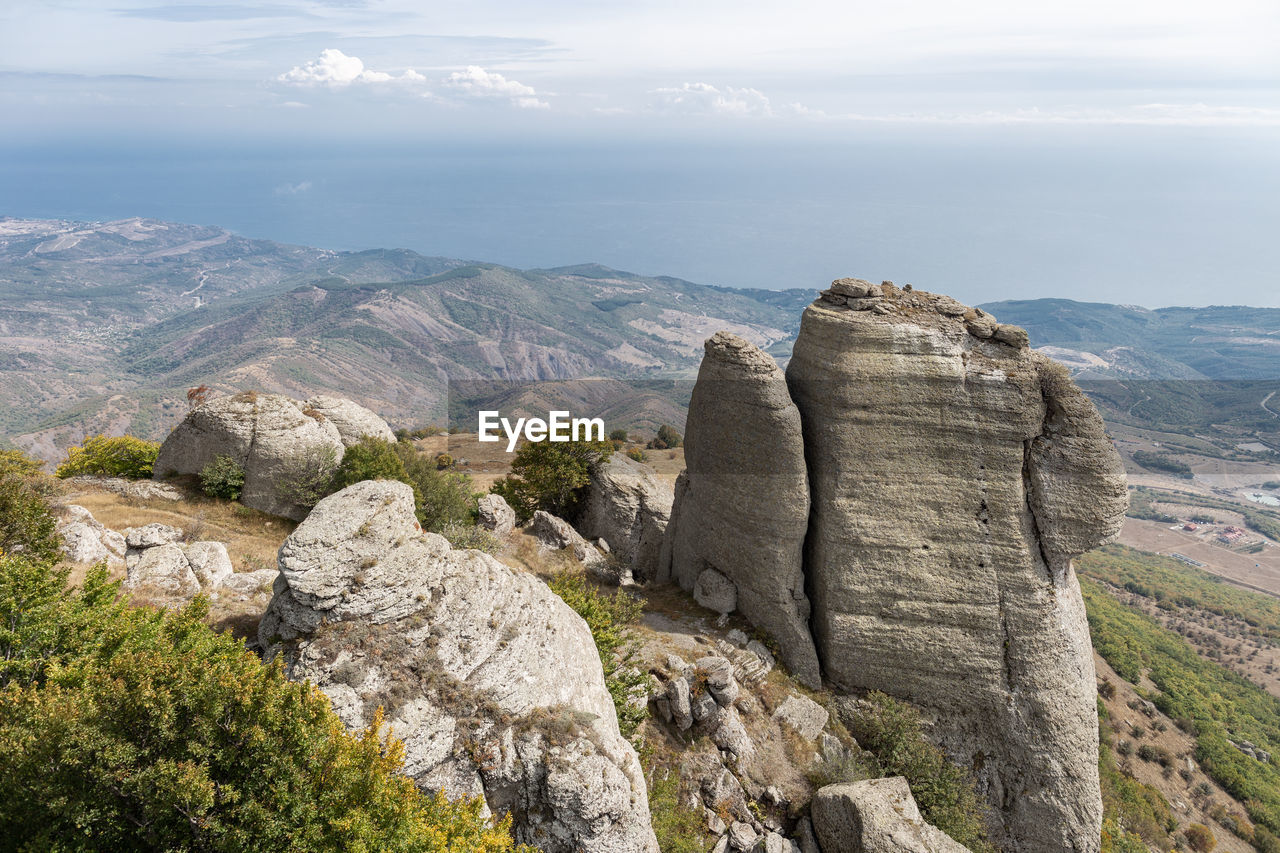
(490, 438), (613, 521)
(199, 455), (246, 501)
(0, 554), (522, 852)
(55, 434), (160, 480)
(0, 452), (61, 564)
(608, 429), (628, 442)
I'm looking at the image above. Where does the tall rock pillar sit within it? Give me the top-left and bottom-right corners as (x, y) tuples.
(785, 280), (1126, 853)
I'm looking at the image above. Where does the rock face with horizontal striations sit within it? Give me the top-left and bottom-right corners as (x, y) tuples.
(812, 777), (971, 853)
(258, 481), (658, 853)
(659, 331), (821, 689)
(301, 395), (396, 447)
(154, 392), (348, 521)
(786, 281), (1126, 852)
(573, 453), (673, 582)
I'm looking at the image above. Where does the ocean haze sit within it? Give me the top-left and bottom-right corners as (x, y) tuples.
(2, 125), (1277, 307)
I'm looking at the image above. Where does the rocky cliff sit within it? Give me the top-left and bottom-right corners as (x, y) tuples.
(259, 481), (658, 853)
(666, 279), (1127, 853)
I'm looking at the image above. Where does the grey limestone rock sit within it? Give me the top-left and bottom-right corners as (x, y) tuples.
(258, 480), (657, 853)
(126, 522), (183, 549)
(301, 395), (395, 447)
(812, 777), (971, 853)
(477, 493), (516, 537)
(57, 505), (125, 566)
(527, 510), (606, 566)
(154, 392), (346, 521)
(184, 540), (234, 588)
(786, 285), (1126, 853)
(694, 568), (738, 614)
(660, 331), (822, 689)
(574, 452), (673, 582)
(125, 543), (201, 602)
(772, 694), (829, 742)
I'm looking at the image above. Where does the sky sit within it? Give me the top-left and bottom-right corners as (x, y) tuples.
(2, 1), (1279, 305)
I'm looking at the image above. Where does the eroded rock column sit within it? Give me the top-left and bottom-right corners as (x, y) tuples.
(660, 331), (822, 688)
(785, 281), (1126, 853)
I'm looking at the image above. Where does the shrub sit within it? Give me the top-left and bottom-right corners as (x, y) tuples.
(55, 434), (159, 480)
(435, 453), (455, 470)
(331, 437), (408, 493)
(0, 453), (61, 564)
(199, 455), (245, 501)
(395, 443), (475, 533)
(843, 692), (994, 853)
(490, 438), (613, 521)
(275, 444), (340, 510)
(626, 448), (648, 463)
(644, 761), (706, 853)
(656, 424), (682, 449)
(0, 554), (522, 852)
(548, 572), (647, 738)
(439, 522), (500, 554)
(1185, 823), (1217, 852)
(609, 429), (628, 442)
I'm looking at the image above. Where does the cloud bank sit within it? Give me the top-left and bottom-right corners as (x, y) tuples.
(278, 49), (425, 87)
(444, 66), (548, 109)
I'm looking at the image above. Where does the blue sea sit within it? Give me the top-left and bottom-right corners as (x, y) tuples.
(2, 126), (1276, 307)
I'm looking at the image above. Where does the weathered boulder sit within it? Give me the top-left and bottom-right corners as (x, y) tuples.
(477, 493), (517, 537)
(812, 777), (971, 853)
(63, 475), (183, 501)
(258, 481), (657, 853)
(154, 392), (346, 521)
(772, 694), (829, 742)
(57, 505), (125, 566)
(786, 284), (1127, 852)
(573, 453), (673, 582)
(125, 543), (201, 602)
(126, 523), (183, 549)
(301, 395), (395, 447)
(183, 540), (234, 588)
(659, 332), (821, 689)
(526, 510), (606, 567)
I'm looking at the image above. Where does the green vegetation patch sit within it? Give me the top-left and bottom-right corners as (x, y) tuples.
(1083, 579), (1280, 839)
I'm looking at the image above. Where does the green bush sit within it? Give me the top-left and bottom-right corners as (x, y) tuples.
(55, 434), (159, 480)
(1185, 823), (1217, 852)
(490, 438), (614, 521)
(199, 455), (245, 501)
(331, 437), (409, 493)
(626, 448), (649, 463)
(643, 761), (707, 853)
(395, 443), (476, 533)
(0, 553), (522, 852)
(0, 453), (61, 564)
(608, 429), (628, 442)
(656, 424), (682, 449)
(842, 692), (994, 853)
(548, 572), (648, 738)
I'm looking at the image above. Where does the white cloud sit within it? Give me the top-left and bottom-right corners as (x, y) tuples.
(278, 49), (425, 87)
(650, 82), (774, 117)
(274, 180), (312, 195)
(444, 65), (549, 109)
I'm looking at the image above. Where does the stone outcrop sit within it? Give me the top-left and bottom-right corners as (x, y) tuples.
(258, 481), (657, 853)
(57, 505), (126, 565)
(526, 510), (607, 568)
(301, 395), (396, 447)
(659, 331), (821, 689)
(154, 392), (351, 520)
(785, 280), (1127, 852)
(812, 777), (971, 853)
(477, 493), (517, 538)
(120, 523), (260, 607)
(62, 476), (183, 501)
(573, 453), (673, 582)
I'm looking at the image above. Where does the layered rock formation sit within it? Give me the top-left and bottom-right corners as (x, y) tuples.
(785, 281), (1127, 852)
(663, 280), (1127, 853)
(259, 481), (658, 853)
(659, 331), (821, 689)
(154, 392), (391, 520)
(573, 453), (673, 582)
